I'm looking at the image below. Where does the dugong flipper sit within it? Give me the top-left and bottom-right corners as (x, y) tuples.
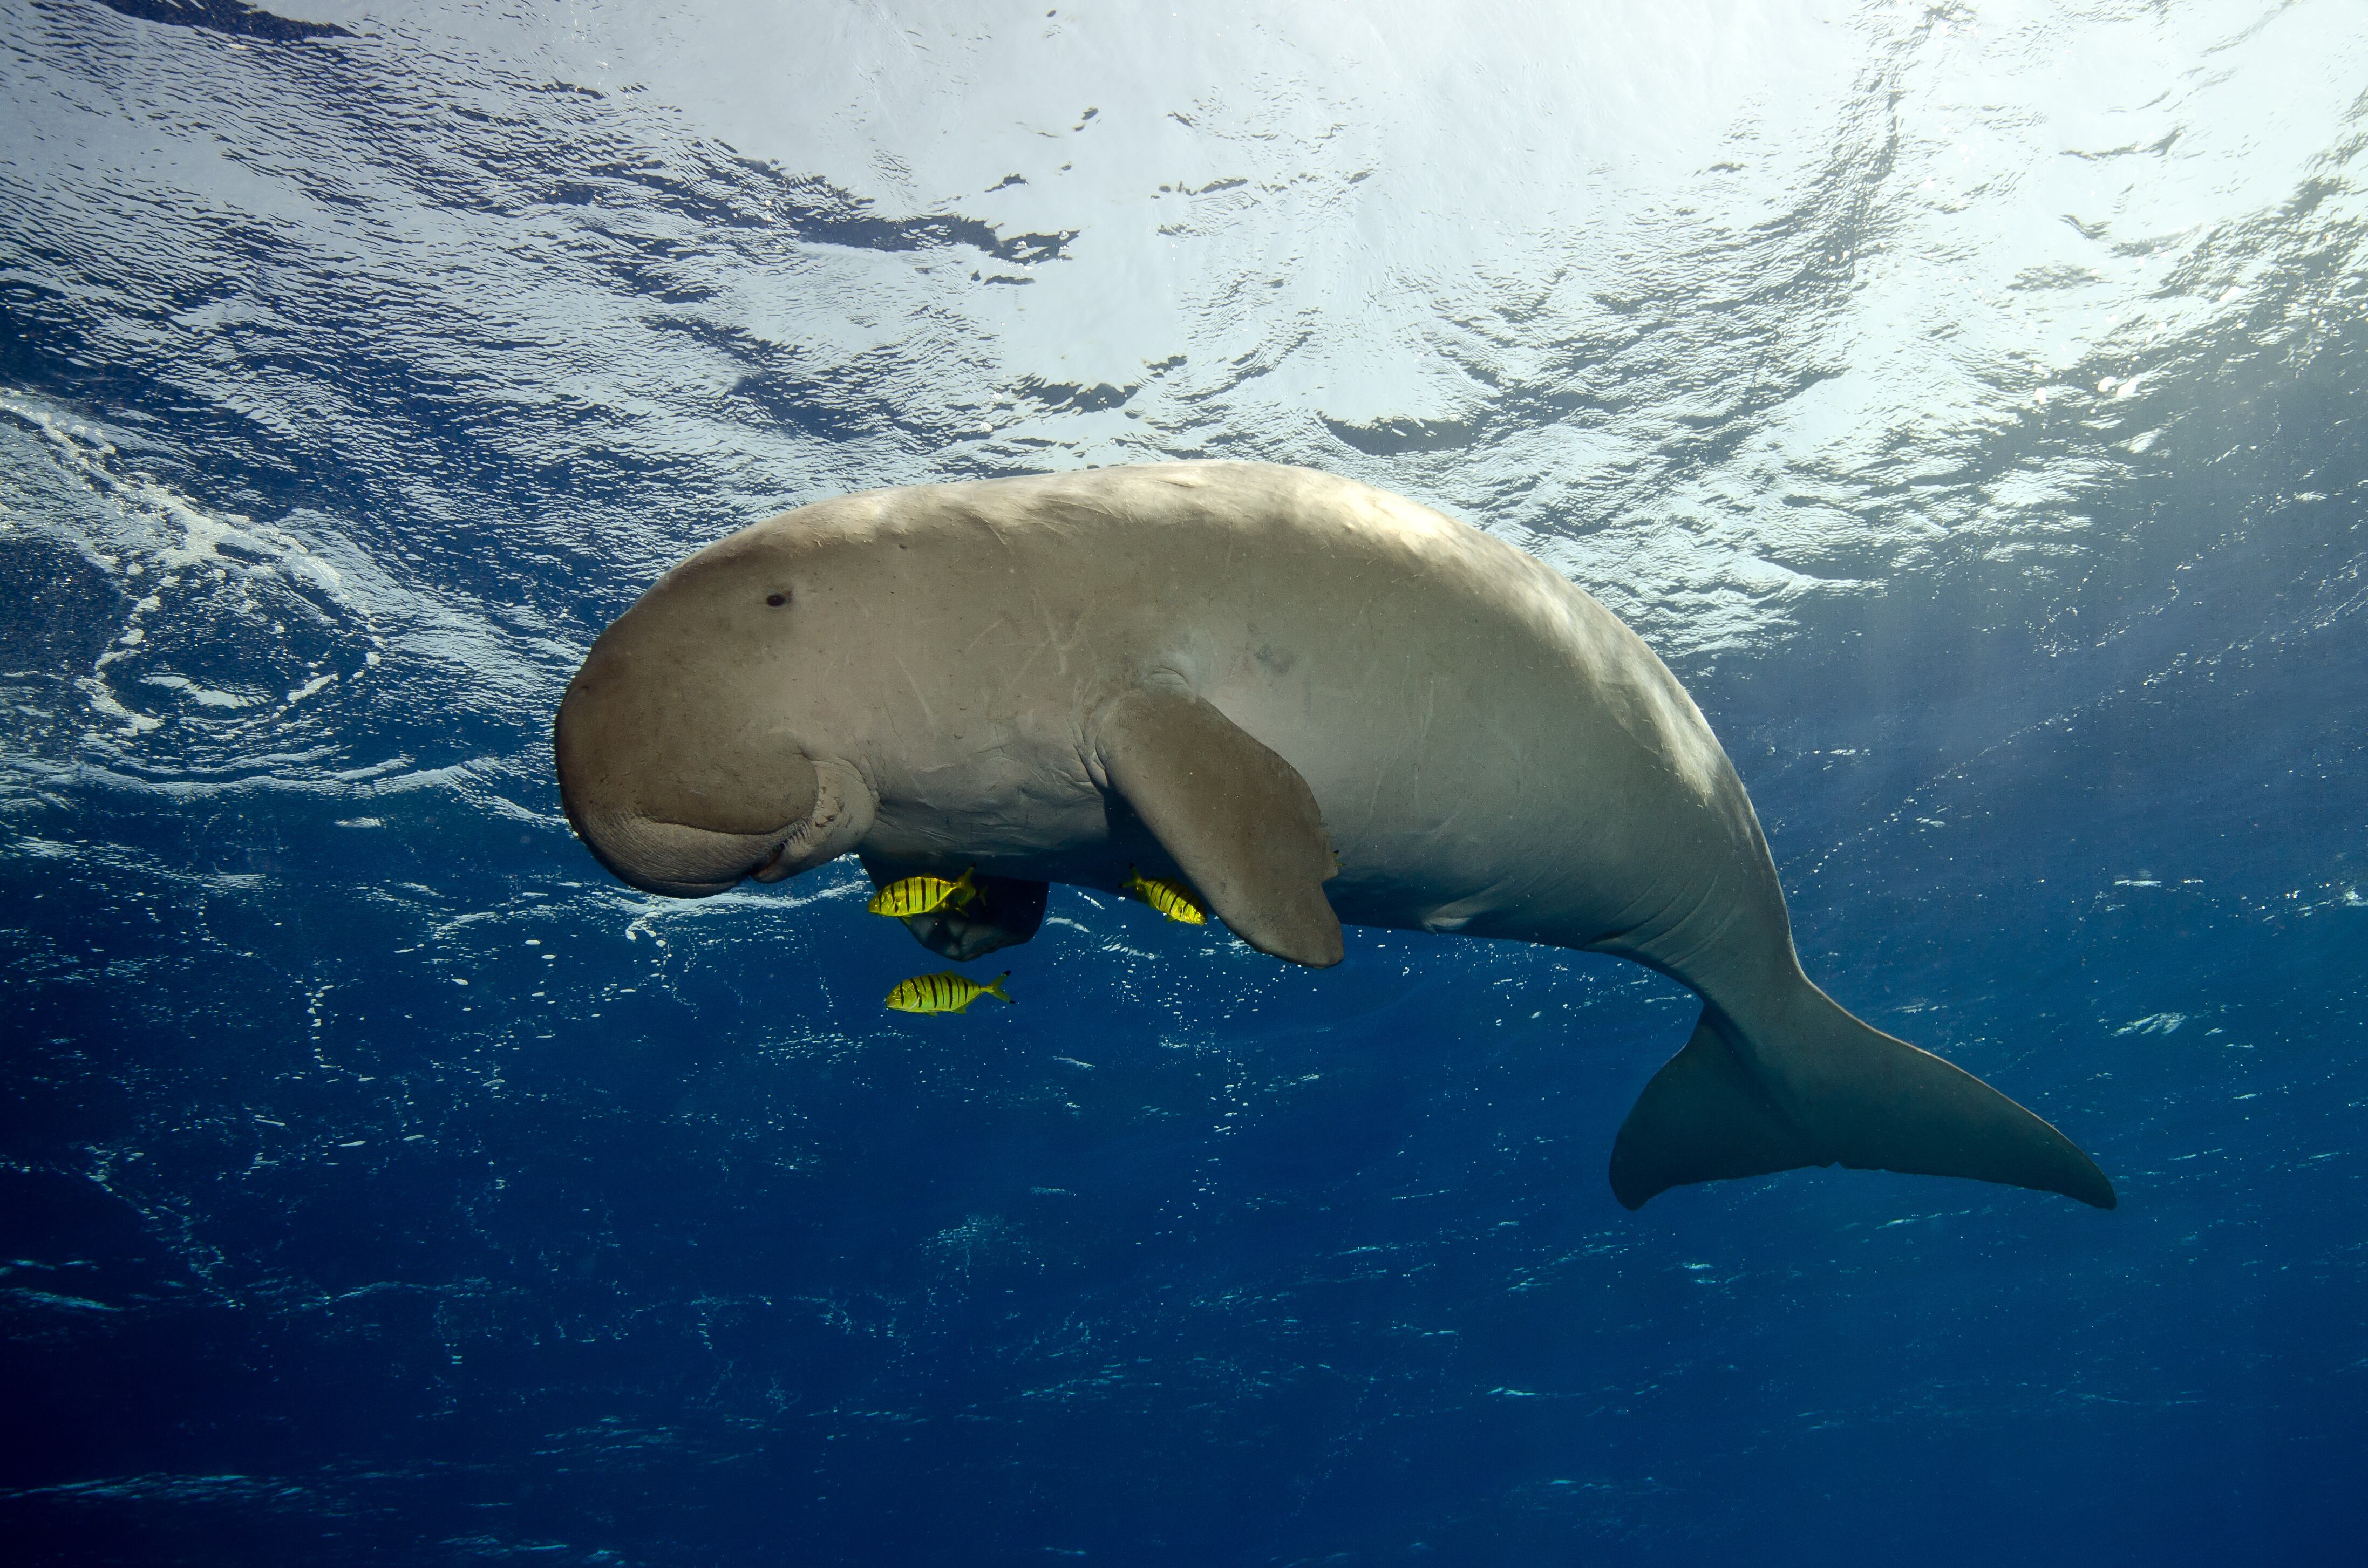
(554, 461), (2114, 1212)
(1097, 685), (1343, 967)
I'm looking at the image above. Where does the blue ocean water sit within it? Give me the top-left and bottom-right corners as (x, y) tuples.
(3, 2), (2364, 1563)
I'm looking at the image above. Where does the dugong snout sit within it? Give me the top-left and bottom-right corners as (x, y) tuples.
(559, 806), (799, 898)
(553, 636), (823, 897)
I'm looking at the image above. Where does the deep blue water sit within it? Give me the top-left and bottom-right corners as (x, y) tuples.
(3, 2), (2365, 1564)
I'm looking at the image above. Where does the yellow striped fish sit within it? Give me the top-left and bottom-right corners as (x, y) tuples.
(1122, 866), (1207, 925)
(867, 867), (979, 918)
(884, 970), (1012, 1015)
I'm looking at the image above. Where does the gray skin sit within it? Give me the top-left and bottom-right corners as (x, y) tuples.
(555, 461), (2114, 1211)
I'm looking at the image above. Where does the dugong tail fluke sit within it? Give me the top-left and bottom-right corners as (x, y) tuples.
(1609, 985), (2117, 1210)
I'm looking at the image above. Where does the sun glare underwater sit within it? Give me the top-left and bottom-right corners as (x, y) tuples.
(3, 2), (2366, 1565)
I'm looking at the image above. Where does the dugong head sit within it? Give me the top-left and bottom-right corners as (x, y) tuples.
(555, 529), (862, 897)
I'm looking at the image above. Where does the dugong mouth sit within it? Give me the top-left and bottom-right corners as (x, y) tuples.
(563, 767), (874, 896)
(560, 805), (800, 899)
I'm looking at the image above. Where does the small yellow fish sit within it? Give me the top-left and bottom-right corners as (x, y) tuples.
(1122, 866), (1207, 925)
(884, 970), (1012, 1015)
(867, 867), (979, 918)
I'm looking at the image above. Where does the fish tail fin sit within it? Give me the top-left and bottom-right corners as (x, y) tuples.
(1608, 984), (2114, 1211)
(984, 971), (1012, 1004)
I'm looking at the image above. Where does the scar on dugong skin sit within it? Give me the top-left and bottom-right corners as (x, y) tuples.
(555, 461), (2114, 1212)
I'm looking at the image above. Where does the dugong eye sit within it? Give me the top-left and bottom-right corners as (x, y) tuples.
(765, 592), (788, 608)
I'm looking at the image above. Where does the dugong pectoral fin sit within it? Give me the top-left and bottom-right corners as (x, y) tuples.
(1609, 992), (2116, 1211)
(1096, 685), (1344, 967)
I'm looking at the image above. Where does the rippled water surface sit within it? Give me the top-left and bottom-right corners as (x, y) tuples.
(4, 3), (2365, 1563)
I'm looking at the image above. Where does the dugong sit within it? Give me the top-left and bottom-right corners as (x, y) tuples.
(555, 462), (2113, 1211)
